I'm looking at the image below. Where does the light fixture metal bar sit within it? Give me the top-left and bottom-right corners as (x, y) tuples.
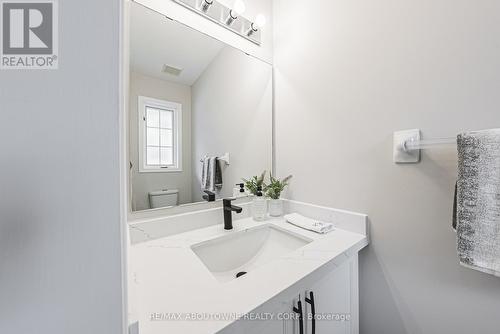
(173, 0), (262, 45)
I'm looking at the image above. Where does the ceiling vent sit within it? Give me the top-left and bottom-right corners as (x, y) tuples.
(162, 64), (183, 76)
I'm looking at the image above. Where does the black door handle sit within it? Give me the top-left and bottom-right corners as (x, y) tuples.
(293, 298), (304, 334)
(305, 291), (316, 334)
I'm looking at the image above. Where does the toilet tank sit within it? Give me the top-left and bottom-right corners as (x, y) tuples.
(148, 189), (179, 209)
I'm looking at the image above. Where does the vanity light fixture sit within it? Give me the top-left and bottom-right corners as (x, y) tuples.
(174, 0), (263, 44)
(247, 14), (266, 37)
(225, 0), (246, 26)
(200, 0), (213, 13)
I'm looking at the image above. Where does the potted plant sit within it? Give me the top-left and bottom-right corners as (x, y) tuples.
(242, 171), (267, 195)
(265, 174), (292, 217)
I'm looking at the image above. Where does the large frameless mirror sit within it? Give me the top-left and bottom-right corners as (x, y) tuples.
(128, 2), (272, 213)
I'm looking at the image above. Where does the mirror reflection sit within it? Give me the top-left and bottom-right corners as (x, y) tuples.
(129, 3), (273, 212)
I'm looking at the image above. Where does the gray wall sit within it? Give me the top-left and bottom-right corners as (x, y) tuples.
(0, 1), (124, 333)
(129, 71), (193, 210)
(273, 0), (500, 333)
(191, 47), (273, 201)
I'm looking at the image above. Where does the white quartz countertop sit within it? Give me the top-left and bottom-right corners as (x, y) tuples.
(129, 216), (368, 334)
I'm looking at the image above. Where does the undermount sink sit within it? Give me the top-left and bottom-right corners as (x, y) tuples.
(191, 224), (312, 283)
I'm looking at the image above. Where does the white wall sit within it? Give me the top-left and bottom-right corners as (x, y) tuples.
(274, 0), (500, 333)
(129, 72), (193, 210)
(135, 0), (273, 64)
(192, 47), (273, 201)
(0, 0), (125, 333)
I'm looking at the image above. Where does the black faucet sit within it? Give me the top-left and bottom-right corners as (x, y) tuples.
(223, 198), (243, 230)
(202, 190), (216, 202)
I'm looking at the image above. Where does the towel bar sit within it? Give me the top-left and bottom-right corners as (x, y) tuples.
(404, 137), (456, 151)
(394, 129), (456, 163)
(199, 152), (230, 166)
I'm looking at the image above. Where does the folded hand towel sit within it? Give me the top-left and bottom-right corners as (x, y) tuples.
(208, 157), (216, 192)
(284, 213), (334, 234)
(201, 156), (210, 191)
(455, 129), (500, 277)
(214, 158), (223, 190)
(201, 156), (220, 192)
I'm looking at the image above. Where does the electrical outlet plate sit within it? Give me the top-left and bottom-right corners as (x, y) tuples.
(393, 129), (421, 164)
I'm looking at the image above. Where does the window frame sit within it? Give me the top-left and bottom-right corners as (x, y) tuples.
(138, 96), (182, 173)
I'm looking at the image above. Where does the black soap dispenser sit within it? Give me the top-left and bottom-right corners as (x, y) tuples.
(233, 183), (246, 197)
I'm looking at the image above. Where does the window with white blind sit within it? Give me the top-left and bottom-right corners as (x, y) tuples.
(138, 96), (182, 172)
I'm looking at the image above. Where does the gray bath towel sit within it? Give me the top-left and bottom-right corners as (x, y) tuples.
(214, 158), (223, 190)
(455, 129), (500, 277)
(201, 156), (210, 191)
(201, 156), (222, 192)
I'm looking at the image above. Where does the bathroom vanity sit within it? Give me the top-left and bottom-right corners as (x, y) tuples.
(126, 3), (368, 334)
(128, 200), (368, 334)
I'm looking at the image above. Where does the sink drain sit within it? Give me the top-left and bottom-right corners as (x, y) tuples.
(235, 271), (247, 278)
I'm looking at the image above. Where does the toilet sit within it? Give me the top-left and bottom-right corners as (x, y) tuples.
(148, 189), (179, 209)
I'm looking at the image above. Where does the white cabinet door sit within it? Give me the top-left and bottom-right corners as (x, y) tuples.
(229, 255), (359, 334)
(241, 296), (305, 334)
(252, 296), (304, 334)
(304, 257), (358, 334)
(230, 296), (302, 334)
(283, 296), (306, 334)
(252, 318), (285, 334)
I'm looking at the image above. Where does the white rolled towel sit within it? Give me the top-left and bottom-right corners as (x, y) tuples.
(284, 213), (335, 234)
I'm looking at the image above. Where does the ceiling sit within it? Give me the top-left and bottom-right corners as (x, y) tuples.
(130, 3), (225, 86)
